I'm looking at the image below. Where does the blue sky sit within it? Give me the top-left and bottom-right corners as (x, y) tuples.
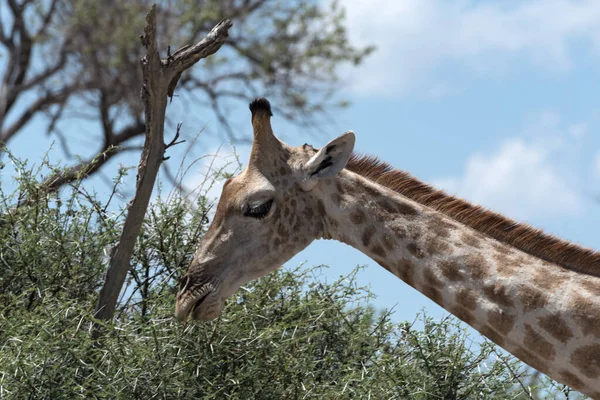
(4, 0), (600, 325)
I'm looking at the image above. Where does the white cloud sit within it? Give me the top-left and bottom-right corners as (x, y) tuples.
(340, 0), (600, 95)
(433, 128), (585, 221)
(568, 122), (588, 138)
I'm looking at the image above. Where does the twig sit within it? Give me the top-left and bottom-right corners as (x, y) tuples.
(492, 348), (534, 400)
(163, 122), (185, 160)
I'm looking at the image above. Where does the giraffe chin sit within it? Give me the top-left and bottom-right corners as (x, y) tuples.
(191, 292), (222, 321)
(175, 289), (222, 322)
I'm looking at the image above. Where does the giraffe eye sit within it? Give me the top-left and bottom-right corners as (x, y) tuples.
(244, 199), (273, 219)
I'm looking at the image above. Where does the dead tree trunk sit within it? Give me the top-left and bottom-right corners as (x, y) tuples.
(92, 6), (232, 332)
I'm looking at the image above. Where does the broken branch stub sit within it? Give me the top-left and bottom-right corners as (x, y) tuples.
(93, 5), (232, 328)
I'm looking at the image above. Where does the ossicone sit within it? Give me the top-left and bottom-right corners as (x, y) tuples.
(249, 97), (273, 117)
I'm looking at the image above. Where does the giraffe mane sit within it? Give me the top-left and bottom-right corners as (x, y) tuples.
(346, 153), (600, 276)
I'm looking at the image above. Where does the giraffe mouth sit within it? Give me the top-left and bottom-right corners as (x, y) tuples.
(175, 284), (216, 322)
(191, 291), (210, 315)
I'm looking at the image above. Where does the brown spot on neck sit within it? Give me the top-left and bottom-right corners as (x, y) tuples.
(518, 285), (549, 313)
(422, 284), (443, 305)
(479, 325), (505, 347)
(423, 268), (442, 289)
(571, 294), (600, 337)
(487, 309), (515, 336)
(559, 370), (584, 390)
(483, 281), (514, 308)
(571, 344), (600, 379)
(317, 199), (326, 217)
(382, 233), (396, 252)
(532, 268), (568, 291)
(374, 258), (394, 274)
(451, 306), (475, 326)
(350, 210), (365, 225)
(396, 201), (418, 216)
(457, 288), (477, 311)
(523, 323), (555, 361)
(362, 226), (376, 248)
(407, 242), (425, 259)
(461, 232), (483, 249)
(396, 258), (414, 286)
(377, 198), (397, 213)
(538, 313), (573, 343)
(427, 217), (454, 239)
(371, 245), (387, 258)
(439, 260), (463, 282)
(303, 206), (314, 220)
(494, 251), (521, 277)
(425, 236), (452, 256)
(463, 254), (490, 281)
(511, 348), (547, 376)
(581, 278), (600, 297)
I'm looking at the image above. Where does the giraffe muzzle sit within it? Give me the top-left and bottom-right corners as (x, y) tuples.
(174, 282), (218, 322)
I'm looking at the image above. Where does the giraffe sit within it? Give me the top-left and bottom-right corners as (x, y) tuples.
(175, 98), (600, 398)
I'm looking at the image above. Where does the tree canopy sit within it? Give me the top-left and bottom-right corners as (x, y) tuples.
(0, 152), (585, 399)
(0, 0), (373, 191)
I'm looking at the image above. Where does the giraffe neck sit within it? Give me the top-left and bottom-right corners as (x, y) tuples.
(318, 170), (600, 398)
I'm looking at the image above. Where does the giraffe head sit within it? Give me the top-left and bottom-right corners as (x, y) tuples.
(175, 98), (355, 321)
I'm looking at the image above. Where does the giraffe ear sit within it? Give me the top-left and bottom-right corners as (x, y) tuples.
(300, 131), (355, 190)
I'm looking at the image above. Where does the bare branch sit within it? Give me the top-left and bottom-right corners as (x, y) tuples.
(99, 90), (114, 146)
(112, 120), (146, 144)
(164, 122), (185, 158)
(35, 120), (146, 192)
(0, 89), (71, 143)
(44, 101), (67, 137)
(18, 47), (69, 93)
(38, 146), (122, 197)
(227, 39), (276, 75)
(35, 0), (59, 37)
(0, 12), (7, 45)
(92, 6), (232, 330)
(50, 128), (73, 159)
(3, 0), (33, 98)
(166, 18), (232, 98)
(168, 19), (232, 74)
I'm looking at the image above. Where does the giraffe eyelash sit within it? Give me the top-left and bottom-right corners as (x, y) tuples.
(244, 199), (274, 219)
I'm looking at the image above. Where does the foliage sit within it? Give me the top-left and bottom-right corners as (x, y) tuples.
(0, 154), (586, 399)
(0, 0), (374, 192)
